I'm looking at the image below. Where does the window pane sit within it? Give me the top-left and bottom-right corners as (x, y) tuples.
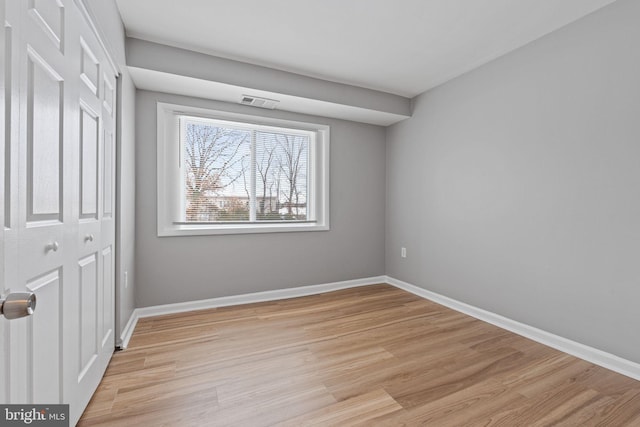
(256, 131), (309, 221)
(159, 105), (329, 235)
(183, 120), (251, 222)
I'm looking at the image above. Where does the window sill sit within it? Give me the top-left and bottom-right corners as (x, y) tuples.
(158, 222), (330, 237)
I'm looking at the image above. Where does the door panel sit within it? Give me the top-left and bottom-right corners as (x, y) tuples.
(27, 0), (64, 51)
(102, 75), (113, 117)
(80, 39), (98, 95)
(18, 0), (68, 408)
(2, 0), (24, 404)
(101, 246), (113, 348)
(74, 17), (115, 421)
(78, 253), (97, 382)
(80, 101), (99, 218)
(103, 129), (113, 216)
(2, 1), (117, 424)
(27, 48), (62, 219)
(4, 21), (13, 229)
(25, 269), (61, 403)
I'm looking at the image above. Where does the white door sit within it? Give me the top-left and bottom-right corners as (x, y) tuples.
(1, 0), (116, 424)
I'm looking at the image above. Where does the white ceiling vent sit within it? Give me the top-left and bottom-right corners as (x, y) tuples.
(240, 95), (279, 109)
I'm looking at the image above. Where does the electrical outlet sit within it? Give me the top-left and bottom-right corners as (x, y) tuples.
(401, 247), (407, 258)
(124, 271), (128, 289)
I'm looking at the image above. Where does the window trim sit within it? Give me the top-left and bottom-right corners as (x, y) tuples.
(157, 102), (330, 236)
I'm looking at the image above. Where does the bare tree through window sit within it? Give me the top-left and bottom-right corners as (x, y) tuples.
(183, 119), (310, 223)
(184, 122), (249, 221)
(255, 133), (279, 220)
(275, 133), (308, 220)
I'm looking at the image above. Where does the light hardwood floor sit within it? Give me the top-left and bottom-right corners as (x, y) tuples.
(78, 284), (640, 426)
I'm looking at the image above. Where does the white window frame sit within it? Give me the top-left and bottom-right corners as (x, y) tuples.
(157, 102), (330, 236)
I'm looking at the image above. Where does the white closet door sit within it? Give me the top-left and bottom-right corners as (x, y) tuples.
(0, 1), (116, 424)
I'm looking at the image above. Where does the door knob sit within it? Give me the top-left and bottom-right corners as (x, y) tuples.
(0, 292), (37, 320)
(45, 241), (59, 252)
(85, 234), (94, 242)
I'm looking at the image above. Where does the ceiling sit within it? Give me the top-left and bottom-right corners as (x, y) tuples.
(115, 0), (617, 98)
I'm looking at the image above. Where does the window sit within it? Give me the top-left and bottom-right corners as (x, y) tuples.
(157, 102), (330, 236)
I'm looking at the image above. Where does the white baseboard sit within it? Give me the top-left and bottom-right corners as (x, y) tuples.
(385, 276), (640, 382)
(118, 309), (139, 350)
(117, 274), (640, 381)
(118, 276), (387, 349)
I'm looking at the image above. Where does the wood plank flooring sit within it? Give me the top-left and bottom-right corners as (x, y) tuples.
(78, 284), (640, 426)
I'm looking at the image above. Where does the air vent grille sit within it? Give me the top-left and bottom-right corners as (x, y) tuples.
(240, 95), (279, 109)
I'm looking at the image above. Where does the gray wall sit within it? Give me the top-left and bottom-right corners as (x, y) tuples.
(386, 0), (640, 363)
(115, 72), (136, 343)
(136, 91), (386, 307)
(83, 0), (136, 344)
